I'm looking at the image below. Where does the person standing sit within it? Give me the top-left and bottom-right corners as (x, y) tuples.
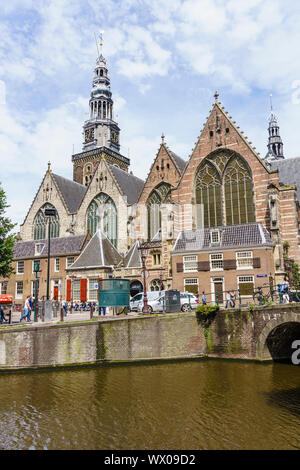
(20, 296), (31, 322)
(225, 291), (231, 309)
(202, 292), (207, 305)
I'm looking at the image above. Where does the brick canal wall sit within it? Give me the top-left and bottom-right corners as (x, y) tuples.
(0, 305), (300, 371)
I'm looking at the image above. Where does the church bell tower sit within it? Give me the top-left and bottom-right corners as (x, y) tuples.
(72, 35), (129, 185)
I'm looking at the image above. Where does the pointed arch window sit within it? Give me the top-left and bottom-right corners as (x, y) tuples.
(87, 193), (117, 247)
(33, 203), (60, 240)
(147, 183), (172, 241)
(224, 156), (255, 225)
(195, 150), (255, 228)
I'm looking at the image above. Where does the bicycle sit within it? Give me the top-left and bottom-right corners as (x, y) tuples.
(252, 284), (280, 306)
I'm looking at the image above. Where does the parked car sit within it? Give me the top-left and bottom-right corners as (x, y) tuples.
(130, 291), (165, 312)
(180, 292), (199, 311)
(137, 291), (199, 313)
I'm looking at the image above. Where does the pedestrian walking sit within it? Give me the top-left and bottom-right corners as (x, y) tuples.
(28, 295), (33, 321)
(20, 296), (31, 322)
(230, 291), (236, 308)
(202, 292), (207, 305)
(0, 305), (6, 324)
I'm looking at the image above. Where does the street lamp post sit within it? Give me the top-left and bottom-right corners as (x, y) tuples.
(44, 208), (57, 301)
(69, 275), (77, 314)
(138, 242), (149, 315)
(33, 260), (41, 322)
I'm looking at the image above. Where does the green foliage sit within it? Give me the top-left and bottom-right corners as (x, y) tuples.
(0, 184), (17, 278)
(195, 304), (220, 316)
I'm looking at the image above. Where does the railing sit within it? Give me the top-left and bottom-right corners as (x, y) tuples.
(199, 282), (300, 308)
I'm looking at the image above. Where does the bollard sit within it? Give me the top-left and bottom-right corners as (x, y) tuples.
(90, 302), (93, 319)
(238, 289), (242, 308)
(60, 305), (64, 322)
(8, 310), (12, 325)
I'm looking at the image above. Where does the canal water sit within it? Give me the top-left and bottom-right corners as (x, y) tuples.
(0, 360), (299, 450)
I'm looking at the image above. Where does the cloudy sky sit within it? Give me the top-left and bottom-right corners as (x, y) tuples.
(1, 0), (300, 228)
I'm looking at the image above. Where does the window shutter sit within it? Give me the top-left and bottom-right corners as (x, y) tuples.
(66, 280), (71, 301)
(253, 257), (261, 268)
(177, 263), (183, 273)
(198, 261), (210, 272)
(80, 279), (87, 301)
(223, 259), (236, 270)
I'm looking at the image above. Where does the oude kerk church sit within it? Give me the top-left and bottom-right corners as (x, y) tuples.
(3, 49), (300, 306)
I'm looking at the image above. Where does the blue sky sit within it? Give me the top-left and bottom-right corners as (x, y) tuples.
(1, 0), (300, 227)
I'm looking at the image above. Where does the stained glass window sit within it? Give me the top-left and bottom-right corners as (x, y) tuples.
(33, 203), (60, 240)
(195, 151), (255, 228)
(87, 193), (117, 247)
(147, 183), (172, 241)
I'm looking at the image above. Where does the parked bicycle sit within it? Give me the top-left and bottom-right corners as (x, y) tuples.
(252, 284), (280, 305)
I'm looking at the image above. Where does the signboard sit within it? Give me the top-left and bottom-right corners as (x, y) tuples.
(94, 283), (98, 290)
(141, 269), (149, 280)
(257, 275), (268, 278)
(0, 295), (13, 305)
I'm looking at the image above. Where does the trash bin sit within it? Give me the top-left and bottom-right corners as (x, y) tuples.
(165, 290), (181, 313)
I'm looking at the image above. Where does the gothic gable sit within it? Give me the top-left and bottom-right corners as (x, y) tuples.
(138, 142), (184, 206)
(19, 169), (73, 241)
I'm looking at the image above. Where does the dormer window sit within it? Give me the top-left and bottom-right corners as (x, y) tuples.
(35, 243), (45, 256)
(210, 230), (220, 244)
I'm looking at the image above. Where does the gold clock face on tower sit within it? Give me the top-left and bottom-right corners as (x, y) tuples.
(85, 128), (94, 143)
(110, 130), (119, 144)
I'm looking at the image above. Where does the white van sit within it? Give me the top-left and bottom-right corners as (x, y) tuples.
(130, 291), (165, 312)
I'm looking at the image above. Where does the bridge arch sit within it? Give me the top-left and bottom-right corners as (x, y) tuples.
(256, 313), (300, 363)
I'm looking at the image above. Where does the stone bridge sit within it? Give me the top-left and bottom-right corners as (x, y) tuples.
(204, 303), (300, 363)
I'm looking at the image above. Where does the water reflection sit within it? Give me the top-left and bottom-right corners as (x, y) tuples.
(0, 361), (299, 450)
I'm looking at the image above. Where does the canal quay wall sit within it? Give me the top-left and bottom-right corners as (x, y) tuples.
(0, 304), (300, 371)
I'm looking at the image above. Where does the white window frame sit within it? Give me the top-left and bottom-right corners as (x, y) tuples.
(210, 229), (220, 244)
(184, 278), (199, 293)
(17, 260), (24, 274)
(236, 251), (253, 270)
(66, 256), (75, 268)
(88, 279), (98, 302)
(73, 279), (81, 301)
(35, 243), (45, 256)
(54, 258), (60, 272)
(1, 281), (8, 295)
(16, 281), (23, 299)
(183, 255), (198, 273)
(210, 253), (223, 271)
(238, 275), (254, 297)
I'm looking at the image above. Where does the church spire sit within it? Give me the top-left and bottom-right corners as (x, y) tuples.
(265, 94), (284, 163)
(82, 33), (120, 153)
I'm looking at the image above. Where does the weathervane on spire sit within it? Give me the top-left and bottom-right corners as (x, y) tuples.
(214, 91), (219, 102)
(270, 93), (273, 111)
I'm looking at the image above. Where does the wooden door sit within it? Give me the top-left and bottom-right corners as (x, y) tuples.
(53, 286), (58, 301)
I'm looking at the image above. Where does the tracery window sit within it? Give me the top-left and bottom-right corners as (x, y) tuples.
(33, 203), (60, 240)
(147, 183), (172, 241)
(195, 150), (255, 228)
(87, 193), (117, 247)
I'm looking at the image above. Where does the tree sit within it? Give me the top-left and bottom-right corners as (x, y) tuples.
(0, 183), (17, 278)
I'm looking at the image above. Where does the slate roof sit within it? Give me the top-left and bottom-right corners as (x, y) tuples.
(13, 235), (86, 260)
(168, 150), (187, 174)
(67, 230), (122, 270)
(108, 165), (144, 205)
(270, 158), (300, 200)
(119, 241), (142, 269)
(173, 223), (273, 253)
(52, 173), (87, 213)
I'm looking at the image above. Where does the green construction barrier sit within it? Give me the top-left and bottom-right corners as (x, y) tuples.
(98, 279), (130, 307)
